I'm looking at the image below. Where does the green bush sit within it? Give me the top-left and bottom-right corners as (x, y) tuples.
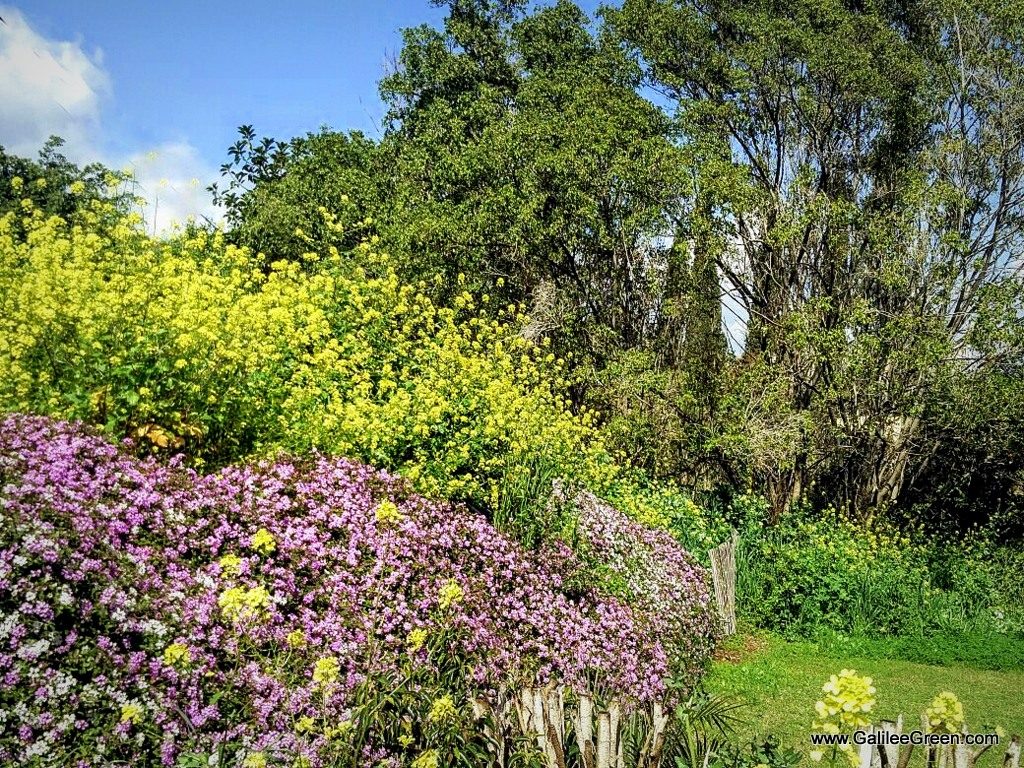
(722, 498), (1024, 640)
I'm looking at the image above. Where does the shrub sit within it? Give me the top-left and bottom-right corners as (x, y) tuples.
(0, 415), (718, 766)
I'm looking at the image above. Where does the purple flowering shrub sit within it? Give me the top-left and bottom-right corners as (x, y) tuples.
(0, 416), (717, 767)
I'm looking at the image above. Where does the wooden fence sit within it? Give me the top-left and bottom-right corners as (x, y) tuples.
(853, 716), (1020, 768)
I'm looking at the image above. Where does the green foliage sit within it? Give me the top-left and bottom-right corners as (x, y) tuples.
(211, 126), (382, 267)
(609, 0), (1024, 518)
(720, 500), (1024, 640)
(813, 631), (1024, 672)
(0, 137), (132, 221)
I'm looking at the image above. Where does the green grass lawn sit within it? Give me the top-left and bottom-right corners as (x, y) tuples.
(706, 634), (1024, 768)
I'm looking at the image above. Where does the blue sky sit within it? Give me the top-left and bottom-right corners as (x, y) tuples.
(6, 1), (449, 160)
(2, 1), (607, 229)
(0, 1), (454, 225)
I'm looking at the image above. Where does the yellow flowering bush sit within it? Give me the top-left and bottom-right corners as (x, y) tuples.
(809, 669), (876, 765)
(0, 193), (615, 521)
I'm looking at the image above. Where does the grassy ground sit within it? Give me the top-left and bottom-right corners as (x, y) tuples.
(706, 633), (1024, 768)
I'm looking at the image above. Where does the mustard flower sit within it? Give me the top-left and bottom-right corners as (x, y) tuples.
(406, 627), (428, 652)
(438, 579), (464, 610)
(374, 500), (403, 525)
(120, 702), (143, 724)
(925, 691), (965, 734)
(218, 585), (271, 621)
(250, 528), (277, 555)
(162, 642), (192, 668)
(811, 669), (876, 766)
(218, 553), (242, 576)
(312, 656), (340, 688)
(428, 694), (457, 724)
(412, 750), (440, 768)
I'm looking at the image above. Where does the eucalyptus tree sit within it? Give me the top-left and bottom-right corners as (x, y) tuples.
(611, 0), (1024, 516)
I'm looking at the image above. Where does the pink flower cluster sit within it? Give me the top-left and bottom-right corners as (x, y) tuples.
(0, 416), (717, 766)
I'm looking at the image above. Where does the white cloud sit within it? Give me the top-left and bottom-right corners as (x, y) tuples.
(121, 142), (221, 234)
(0, 7), (220, 231)
(0, 7), (108, 157)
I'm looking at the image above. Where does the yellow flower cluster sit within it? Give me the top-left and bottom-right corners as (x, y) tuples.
(438, 579), (464, 610)
(323, 718), (353, 740)
(428, 694), (457, 724)
(286, 629), (306, 648)
(810, 669), (876, 765)
(312, 656), (340, 688)
(218, 553), (242, 575)
(411, 749), (440, 768)
(250, 528), (277, 555)
(120, 702), (143, 724)
(218, 585), (271, 621)
(925, 691), (965, 734)
(162, 642), (192, 668)
(374, 500), (403, 526)
(0, 194), (616, 520)
(406, 627), (428, 652)
(242, 752), (267, 768)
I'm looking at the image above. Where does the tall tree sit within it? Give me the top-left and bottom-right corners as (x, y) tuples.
(611, 0), (1024, 515)
(379, 0), (694, 363)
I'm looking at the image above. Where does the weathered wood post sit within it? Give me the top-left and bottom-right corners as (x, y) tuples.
(1004, 735), (1020, 768)
(709, 529), (739, 635)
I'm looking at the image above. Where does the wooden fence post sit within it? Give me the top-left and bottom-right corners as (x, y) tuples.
(1004, 735), (1021, 768)
(709, 529), (739, 635)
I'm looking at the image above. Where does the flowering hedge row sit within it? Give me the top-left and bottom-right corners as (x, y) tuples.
(0, 415), (717, 767)
(0, 195), (612, 515)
